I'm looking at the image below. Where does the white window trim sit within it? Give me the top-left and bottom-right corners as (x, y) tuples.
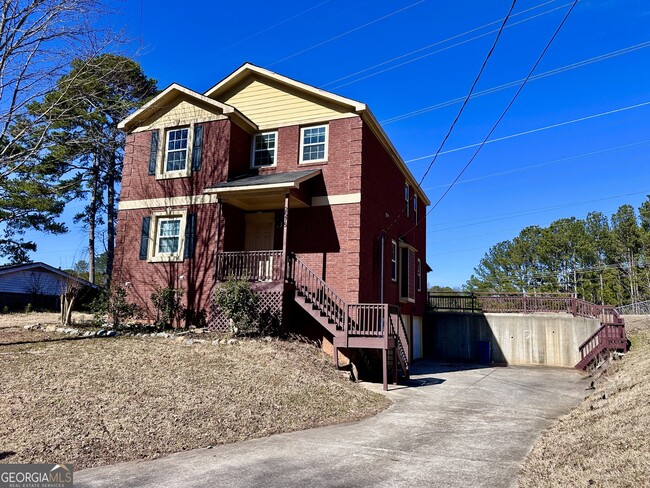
(414, 194), (418, 223)
(157, 124), (194, 180)
(299, 124), (329, 164)
(251, 130), (278, 168)
(390, 240), (398, 282)
(417, 257), (422, 292)
(405, 183), (410, 218)
(399, 242), (416, 303)
(148, 209), (188, 262)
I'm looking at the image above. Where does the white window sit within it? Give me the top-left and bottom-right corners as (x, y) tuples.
(252, 131), (278, 167)
(391, 240), (398, 282)
(399, 243), (416, 303)
(300, 125), (328, 163)
(417, 258), (422, 292)
(165, 128), (189, 172)
(148, 210), (188, 262)
(157, 218), (181, 254)
(414, 194), (418, 223)
(405, 183), (410, 217)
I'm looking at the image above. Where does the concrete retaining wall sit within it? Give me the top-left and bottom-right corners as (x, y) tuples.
(424, 312), (601, 368)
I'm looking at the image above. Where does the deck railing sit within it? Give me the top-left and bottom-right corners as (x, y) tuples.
(427, 292), (613, 318)
(216, 251), (285, 282)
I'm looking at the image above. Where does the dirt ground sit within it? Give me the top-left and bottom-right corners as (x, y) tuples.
(0, 314), (389, 470)
(519, 315), (650, 487)
(0, 312), (94, 344)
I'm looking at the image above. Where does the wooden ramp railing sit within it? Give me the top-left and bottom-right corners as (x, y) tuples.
(576, 306), (628, 370)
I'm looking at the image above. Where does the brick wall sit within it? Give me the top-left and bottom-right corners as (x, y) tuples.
(359, 122), (427, 317)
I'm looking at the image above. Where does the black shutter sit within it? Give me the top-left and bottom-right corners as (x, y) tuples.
(184, 213), (196, 259)
(148, 131), (159, 175)
(139, 216), (151, 260)
(191, 125), (203, 171)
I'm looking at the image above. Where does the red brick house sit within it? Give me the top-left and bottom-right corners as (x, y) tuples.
(114, 63), (429, 388)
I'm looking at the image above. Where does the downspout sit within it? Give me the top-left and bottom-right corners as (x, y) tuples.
(380, 231), (385, 304)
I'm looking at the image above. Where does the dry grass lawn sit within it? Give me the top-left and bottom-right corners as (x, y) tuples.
(519, 315), (650, 487)
(0, 314), (389, 470)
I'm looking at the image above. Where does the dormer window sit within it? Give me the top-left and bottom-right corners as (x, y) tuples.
(252, 131), (278, 167)
(165, 128), (189, 172)
(300, 125), (328, 163)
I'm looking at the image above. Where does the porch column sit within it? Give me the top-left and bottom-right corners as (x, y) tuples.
(282, 192), (290, 280)
(213, 199), (223, 281)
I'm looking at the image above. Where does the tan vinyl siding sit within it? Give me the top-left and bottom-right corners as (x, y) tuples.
(134, 98), (227, 133)
(219, 77), (354, 129)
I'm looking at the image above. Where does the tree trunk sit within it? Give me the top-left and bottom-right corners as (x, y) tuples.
(106, 152), (116, 285)
(88, 154), (99, 284)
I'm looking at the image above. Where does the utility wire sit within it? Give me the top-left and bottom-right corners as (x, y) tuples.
(329, 1), (570, 90)
(321, 0), (559, 87)
(383, 40), (650, 125)
(267, 0), (425, 66)
(383, 0), (519, 235)
(423, 140), (650, 191)
(428, 189), (650, 234)
(406, 100), (650, 163)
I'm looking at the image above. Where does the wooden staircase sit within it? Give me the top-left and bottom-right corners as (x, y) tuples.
(288, 254), (409, 390)
(576, 307), (628, 371)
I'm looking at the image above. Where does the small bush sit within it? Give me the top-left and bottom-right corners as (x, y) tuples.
(24, 303), (32, 313)
(214, 277), (259, 336)
(151, 286), (185, 329)
(91, 284), (142, 328)
(1, 305), (9, 314)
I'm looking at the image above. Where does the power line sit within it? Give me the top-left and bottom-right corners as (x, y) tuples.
(327, 1), (571, 90)
(428, 189), (650, 234)
(267, 0), (426, 67)
(382, 40), (650, 125)
(383, 0), (518, 235)
(406, 100), (650, 163)
(321, 0), (559, 87)
(423, 141), (650, 191)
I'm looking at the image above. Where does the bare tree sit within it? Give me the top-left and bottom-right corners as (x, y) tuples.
(60, 275), (81, 325)
(0, 0), (105, 261)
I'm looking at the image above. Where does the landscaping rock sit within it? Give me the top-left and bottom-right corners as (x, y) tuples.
(55, 327), (65, 333)
(263, 336), (273, 342)
(184, 339), (195, 345)
(45, 325), (56, 332)
(106, 330), (117, 337)
(96, 330), (107, 337)
(175, 336), (185, 342)
(194, 339), (207, 344)
(227, 339), (239, 346)
(156, 332), (169, 338)
(68, 329), (79, 337)
(211, 340), (220, 346)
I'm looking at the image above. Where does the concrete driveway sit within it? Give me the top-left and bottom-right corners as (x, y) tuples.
(76, 362), (588, 488)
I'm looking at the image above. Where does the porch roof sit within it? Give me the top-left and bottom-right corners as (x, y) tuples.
(205, 169), (321, 210)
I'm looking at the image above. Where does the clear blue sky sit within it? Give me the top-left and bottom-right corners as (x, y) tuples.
(19, 0), (650, 288)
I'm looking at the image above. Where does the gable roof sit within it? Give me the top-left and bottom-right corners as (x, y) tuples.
(117, 83), (257, 133)
(0, 262), (98, 288)
(205, 63), (429, 205)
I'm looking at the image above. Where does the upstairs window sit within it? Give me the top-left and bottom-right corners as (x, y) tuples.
(165, 128), (189, 172)
(391, 240), (398, 281)
(404, 183), (410, 217)
(157, 218), (182, 254)
(300, 125), (328, 163)
(252, 131), (277, 167)
(417, 258), (422, 292)
(414, 194), (418, 223)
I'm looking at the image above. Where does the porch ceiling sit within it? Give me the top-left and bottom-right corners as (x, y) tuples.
(205, 169), (320, 211)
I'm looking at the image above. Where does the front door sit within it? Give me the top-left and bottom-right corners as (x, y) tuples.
(245, 213), (274, 251)
(244, 213), (275, 280)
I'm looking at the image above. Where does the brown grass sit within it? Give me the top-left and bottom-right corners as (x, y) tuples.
(0, 317), (389, 470)
(519, 315), (650, 487)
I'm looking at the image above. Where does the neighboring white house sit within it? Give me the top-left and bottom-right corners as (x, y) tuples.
(0, 262), (97, 311)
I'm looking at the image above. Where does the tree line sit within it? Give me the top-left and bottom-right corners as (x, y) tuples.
(1, 0), (158, 284)
(464, 198), (650, 306)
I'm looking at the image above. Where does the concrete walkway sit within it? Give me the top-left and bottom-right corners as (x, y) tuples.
(76, 362), (588, 488)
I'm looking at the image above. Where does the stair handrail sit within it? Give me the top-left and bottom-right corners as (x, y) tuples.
(288, 254), (348, 330)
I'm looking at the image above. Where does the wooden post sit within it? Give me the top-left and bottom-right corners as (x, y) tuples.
(214, 200), (223, 281)
(382, 348), (388, 391)
(282, 192), (290, 281)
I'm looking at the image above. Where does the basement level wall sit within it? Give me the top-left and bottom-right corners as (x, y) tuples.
(424, 312), (601, 368)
